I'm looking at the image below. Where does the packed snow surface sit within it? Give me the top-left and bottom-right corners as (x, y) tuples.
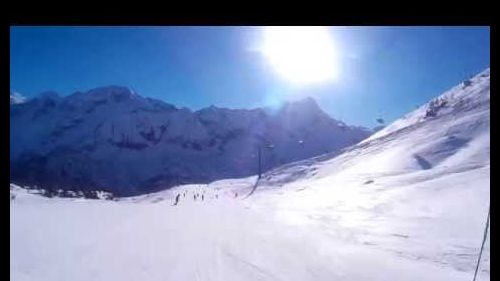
(11, 69), (490, 281)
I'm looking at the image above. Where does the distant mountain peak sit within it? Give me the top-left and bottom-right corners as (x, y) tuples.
(10, 92), (27, 104)
(38, 91), (60, 100)
(284, 96), (320, 110)
(84, 85), (135, 100)
(87, 85), (133, 94)
(278, 96), (331, 123)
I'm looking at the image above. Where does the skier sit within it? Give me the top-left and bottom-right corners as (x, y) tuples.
(202, 194), (204, 201)
(234, 192), (238, 198)
(173, 193), (180, 206)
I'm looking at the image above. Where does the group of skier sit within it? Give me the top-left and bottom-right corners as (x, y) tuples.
(193, 193), (204, 201)
(172, 188), (240, 206)
(172, 189), (219, 206)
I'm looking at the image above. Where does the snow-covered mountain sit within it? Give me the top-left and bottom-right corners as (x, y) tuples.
(10, 68), (490, 281)
(10, 91), (27, 104)
(10, 87), (370, 195)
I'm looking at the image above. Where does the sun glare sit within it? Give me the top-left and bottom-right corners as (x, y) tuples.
(259, 26), (339, 86)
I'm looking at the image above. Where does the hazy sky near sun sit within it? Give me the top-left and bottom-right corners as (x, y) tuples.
(10, 26), (490, 128)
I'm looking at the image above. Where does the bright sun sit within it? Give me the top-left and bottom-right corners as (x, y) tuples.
(259, 26), (339, 86)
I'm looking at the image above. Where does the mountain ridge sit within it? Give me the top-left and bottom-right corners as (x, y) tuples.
(10, 86), (371, 195)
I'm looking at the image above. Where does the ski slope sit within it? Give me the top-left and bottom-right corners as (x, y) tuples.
(10, 69), (490, 281)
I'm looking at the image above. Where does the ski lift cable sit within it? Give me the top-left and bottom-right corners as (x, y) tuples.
(472, 205), (490, 281)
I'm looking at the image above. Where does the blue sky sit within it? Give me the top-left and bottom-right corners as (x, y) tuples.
(10, 26), (489, 128)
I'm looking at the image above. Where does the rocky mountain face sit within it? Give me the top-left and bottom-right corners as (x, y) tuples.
(10, 86), (371, 196)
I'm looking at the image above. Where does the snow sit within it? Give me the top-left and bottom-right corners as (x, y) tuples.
(364, 68), (489, 144)
(10, 166), (490, 281)
(10, 92), (27, 104)
(10, 68), (490, 281)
